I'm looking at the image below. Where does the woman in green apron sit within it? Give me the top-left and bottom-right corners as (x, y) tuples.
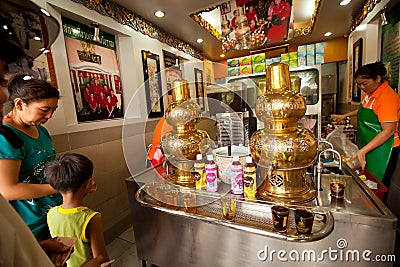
(332, 62), (400, 189)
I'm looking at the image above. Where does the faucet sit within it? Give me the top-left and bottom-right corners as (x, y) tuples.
(316, 148), (342, 191)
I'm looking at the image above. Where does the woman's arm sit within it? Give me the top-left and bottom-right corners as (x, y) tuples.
(351, 121), (397, 169)
(83, 214), (109, 267)
(0, 159), (57, 200)
(331, 109), (358, 122)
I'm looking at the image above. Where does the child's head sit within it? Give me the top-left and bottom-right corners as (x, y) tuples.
(45, 153), (94, 193)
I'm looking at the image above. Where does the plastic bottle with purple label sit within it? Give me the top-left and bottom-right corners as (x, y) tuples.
(231, 156), (243, 194)
(205, 154), (218, 192)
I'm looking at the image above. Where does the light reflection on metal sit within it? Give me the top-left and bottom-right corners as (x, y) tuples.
(161, 79), (211, 187)
(249, 62), (317, 203)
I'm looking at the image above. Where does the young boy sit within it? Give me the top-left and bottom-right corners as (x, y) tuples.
(45, 153), (109, 267)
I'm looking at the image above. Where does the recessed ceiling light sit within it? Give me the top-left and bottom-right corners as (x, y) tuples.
(33, 36), (41, 41)
(324, 32), (332, 37)
(220, 53), (225, 58)
(40, 8), (50, 17)
(339, 0), (351, 6)
(196, 38), (203, 43)
(154, 11), (165, 18)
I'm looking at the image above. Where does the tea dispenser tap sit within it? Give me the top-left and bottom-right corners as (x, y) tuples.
(316, 149), (342, 191)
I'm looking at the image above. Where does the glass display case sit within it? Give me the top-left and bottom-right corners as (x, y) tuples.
(221, 65), (322, 139)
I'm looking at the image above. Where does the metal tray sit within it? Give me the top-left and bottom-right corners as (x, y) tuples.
(136, 184), (334, 242)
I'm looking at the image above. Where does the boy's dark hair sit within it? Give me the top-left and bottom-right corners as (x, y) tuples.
(45, 153), (94, 193)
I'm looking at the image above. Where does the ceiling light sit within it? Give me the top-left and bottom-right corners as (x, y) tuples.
(324, 32), (332, 37)
(220, 53), (225, 58)
(40, 8), (50, 17)
(339, 0), (351, 6)
(154, 11), (165, 18)
(33, 36), (41, 41)
(196, 38), (203, 43)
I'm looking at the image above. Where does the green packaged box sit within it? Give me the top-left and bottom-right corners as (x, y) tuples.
(228, 67), (240, 76)
(252, 63), (266, 73)
(280, 53), (290, 61)
(252, 53), (265, 64)
(240, 56), (252, 66)
(240, 65), (253, 75)
(227, 58), (240, 67)
(289, 52), (298, 59)
(289, 59), (298, 67)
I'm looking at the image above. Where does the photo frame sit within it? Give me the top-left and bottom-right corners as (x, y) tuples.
(220, 2), (231, 15)
(194, 68), (205, 110)
(352, 38), (363, 102)
(142, 50), (164, 118)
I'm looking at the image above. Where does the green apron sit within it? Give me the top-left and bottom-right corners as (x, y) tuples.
(357, 106), (393, 181)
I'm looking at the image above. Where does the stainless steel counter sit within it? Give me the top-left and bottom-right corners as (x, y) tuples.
(125, 163), (397, 266)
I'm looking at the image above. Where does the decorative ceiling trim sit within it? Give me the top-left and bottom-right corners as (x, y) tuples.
(293, 0), (321, 37)
(351, 0), (382, 31)
(190, 8), (222, 42)
(70, 0), (203, 60)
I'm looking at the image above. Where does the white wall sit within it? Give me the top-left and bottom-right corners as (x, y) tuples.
(346, 0), (391, 103)
(32, 0), (201, 135)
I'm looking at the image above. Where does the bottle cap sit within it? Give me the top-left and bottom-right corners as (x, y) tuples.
(207, 154), (213, 161)
(232, 156), (240, 161)
(196, 154), (202, 160)
(246, 156), (253, 163)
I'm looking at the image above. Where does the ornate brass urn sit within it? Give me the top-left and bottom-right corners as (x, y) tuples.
(161, 79), (210, 187)
(249, 62), (317, 203)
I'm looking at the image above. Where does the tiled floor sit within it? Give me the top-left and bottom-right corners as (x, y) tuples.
(106, 226), (140, 267)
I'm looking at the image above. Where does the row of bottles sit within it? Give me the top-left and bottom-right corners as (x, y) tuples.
(193, 153), (257, 198)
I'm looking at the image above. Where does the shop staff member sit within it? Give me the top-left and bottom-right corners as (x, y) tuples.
(0, 0), (71, 266)
(333, 62), (400, 188)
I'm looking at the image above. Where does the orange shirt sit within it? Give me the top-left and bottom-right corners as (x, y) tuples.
(361, 82), (400, 147)
(147, 117), (173, 160)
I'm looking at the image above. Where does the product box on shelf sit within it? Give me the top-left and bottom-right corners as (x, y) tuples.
(306, 44), (315, 66)
(289, 59), (298, 67)
(265, 58), (274, 66)
(240, 65), (252, 75)
(228, 67), (240, 76)
(297, 45), (307, 67)
(227, 58), (240, 67)
(240, 56), (252, 66)
(251, 53), (265, 65)
(271, 57), (281, 63)
(315, 42), (325, 64)
(252, 63), (266, 73)
(280, 53), (290, 62)
(289, 51), (298, 60)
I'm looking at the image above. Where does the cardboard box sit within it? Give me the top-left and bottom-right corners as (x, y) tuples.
(240, 65), (253, 75)
(316, 53), (324, 64)
(280, 53), (290, 61)
(298, 56), (307, 66)
(240, 56), (252, 66)
(289, 52), (298, 60)
(227, 58), (240, 67)
(289, 59), (298, 68)
(265, 58), (274, 66)
(271, 57), (281, 63)
(252, 63), (266, 73)
(307, 54), (315, 66)
(297, 45), (307, 57)
(306, 44), (315, 56)
(315, 42), (324, 64)
(228, 67), (240, 76)
(251, 53), (266, 65)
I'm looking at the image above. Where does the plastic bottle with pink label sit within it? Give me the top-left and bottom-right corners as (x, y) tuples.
(231, 156), (243, 194)
(205, 154), (218, 192)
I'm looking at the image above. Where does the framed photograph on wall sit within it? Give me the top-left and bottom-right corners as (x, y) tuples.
(352, 38), (363, 102)
(194, 68), (205, 110)
(142, 50), (164, 118)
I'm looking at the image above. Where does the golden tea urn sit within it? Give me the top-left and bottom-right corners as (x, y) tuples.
(249, 62), (317, 203)
(161, 79), (210, 187)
